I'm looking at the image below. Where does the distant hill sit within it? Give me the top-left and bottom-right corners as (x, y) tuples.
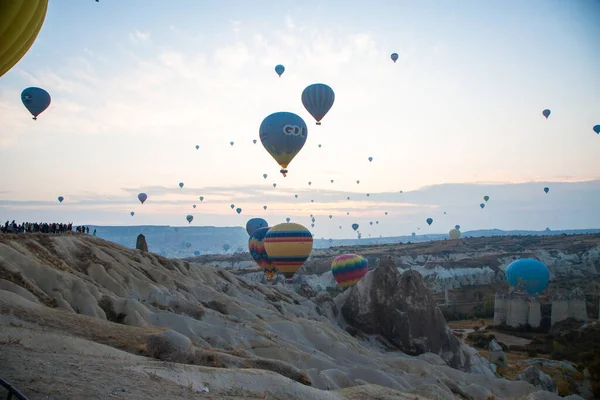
(87, 225), (600, 258)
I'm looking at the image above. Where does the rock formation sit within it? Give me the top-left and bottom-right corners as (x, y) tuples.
(517, 365), (557, 394)
(136, 234), (148, 252)
(337, 256), (493, 375)
(0, 234), (565, 399)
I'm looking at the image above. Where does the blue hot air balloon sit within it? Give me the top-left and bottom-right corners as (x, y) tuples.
(21, 87), (51, 120)
(236, 207), (242, 214)
(301, 83), (335, 125)
(186, 215), (193, 224)
(286, 217), (291, 222)
(275, 64), (285, 77)
(260, 112), (308, 177)
(426, 218), (433, 226)
(368, 157), (373, 162)
(542, 109), (551, 119)
(263, 173), (268, 179)
(57, 196), (64, 203)
(480, 203), (485, 209)
(179, 182), (184, 189)
(455, 224), (460, 230)
(138, 193), (147, 204)
(352, 223), (359, 231)
(195, 145), (199, 150)
(593, 125), (600, 134)
(199, 196), (204, 201)
(390, 53), (399, 63)
(246, 217), (268, 236)
(505, 258), (550, 295)
(130, 211), (135, 217)
(544, 187), (549, 194)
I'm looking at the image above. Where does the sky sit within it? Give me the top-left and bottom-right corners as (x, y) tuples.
(0, 0), (599, 238)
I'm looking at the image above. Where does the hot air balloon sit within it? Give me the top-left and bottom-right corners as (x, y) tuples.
(138, 193), (147, 204)
(230, 204), (235, 209)
(455, 224), (460, 230)
(311, 223), (314, 228)
(366, 193), (370, 197)
(542, 109), (551, 119)
(368, 157), (373, 162)
(331, 254), (368, 288)
(412, 232), (416, 237)
(246, 217), (268, 236)
(330, 180), (334, 183)
(57, 196), (64, 203)
(449, 229), (461, 240)
(253, 139), (257, 144)
(480, 203), (485, 209)
(375, 221), (379, 224)
(544, 187), (549, 194)
(223, 244), (230, 251)
(352, 223), (359, 231)
(356, 180), (360, 184)
(593, 125), (600, 134)
(286, 217), (291, 223)
(426, 218), (433, 226)
(484, 195), (490, 202)
(329, 215), (332, 219)
(369, 221), (373, 225)
(0, 0), (48, 78)
(301, 83), (335, 125)
(199, 196), (204, 201)
(263, 174), (268, 179)
(230, 141), (234, 146)
(505, 258), (549, 295)
(194, 250), (200, 256)
(385, 212), (388, 215)
(260, 112), (308, 177)
(274, 64), (285, 77)
(318, 144), (322, 148)
(236, 207), (242, 214)
(310, 199), (314, 203)
(263, 223), (313, 280)
(294, 194), (298, 198)
(130, 211), (135, 217)
(308, 181), (312, 185)
(390, 53), (399, 63)
(21, 87), (51, 120)
(193, 204), (196, 208)
(263, 205), (267, 210)
(273, 183), (277, 188)
(195, 145), (199, 150)
(186, 215), (193, 224)
(249, 227), (276, 280)
(179, 182), (184, 188)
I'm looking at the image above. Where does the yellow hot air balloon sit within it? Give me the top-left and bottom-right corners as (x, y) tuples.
(263, 223), (313, 280)
(0, 0), (49, 78)
(449, 229), (461, 240)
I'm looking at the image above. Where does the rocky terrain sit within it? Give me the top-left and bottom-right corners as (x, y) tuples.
(0, 233), (591, 399)
(205, 234), (600, 301)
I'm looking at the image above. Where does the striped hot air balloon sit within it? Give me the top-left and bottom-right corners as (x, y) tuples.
(248, 227), (273, 271)
(331, 254), (368, 288)
(301, 83), (335, 125)
(263, 223), (313, 280)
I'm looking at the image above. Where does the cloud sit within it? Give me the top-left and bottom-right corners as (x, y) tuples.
(128, 30), (150, 44)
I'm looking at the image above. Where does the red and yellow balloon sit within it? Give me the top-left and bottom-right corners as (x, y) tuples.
(264, 223), (313, 280)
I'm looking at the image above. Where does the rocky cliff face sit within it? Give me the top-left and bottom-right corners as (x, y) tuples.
(336, 256), (493, 375)
(0, 233), (561, 399)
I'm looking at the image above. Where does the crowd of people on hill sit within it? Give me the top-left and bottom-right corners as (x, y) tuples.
(1, 220), (95, 235)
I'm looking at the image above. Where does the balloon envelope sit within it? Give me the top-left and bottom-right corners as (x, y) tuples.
(331, 254), (368, 288)
(236, 207), (242, 214)
(505, 258), (549, 295)
(21, 87), (51, 119)
(449, 229), (461, 240)
(352, 223), (359, 231)
(274, 64), (285, 77)
(0, 0), (48, 78)
(390, 53), (399, 62)
(480, 203), (485, 209)
(260, 112), (308, 176)
(130, 211), (134, 216)
(483, 195), (490, 202)
(544, 187), (549, 194)
(426, 218), (433, 226)
(179, 182), (184, 188)
(542, 109), (551, 119)
(186, 215), (193, 223)
(246, 218), (268, 236)
(301, 83), (335, 125)
(248, 227), (274, 273)
(593, 125), (600, 134)
(263, 223), (313, 279)
(57, 196), (64, 203)
(138, 193), (147, 204)
(455, 224), (460, 230)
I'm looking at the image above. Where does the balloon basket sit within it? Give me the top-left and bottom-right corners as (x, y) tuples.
(316, 122), (321, 125)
